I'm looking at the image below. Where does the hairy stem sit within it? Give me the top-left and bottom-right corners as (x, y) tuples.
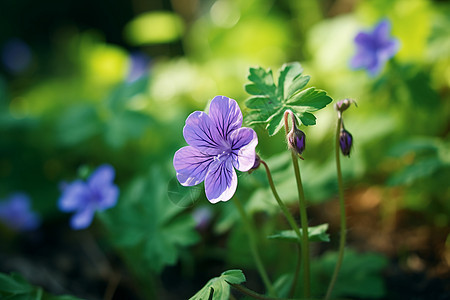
(284, 110), (311, 298)
(260, 160), (303, 242)
(324, 117), (347, 300)
(232, 197), (276, 297)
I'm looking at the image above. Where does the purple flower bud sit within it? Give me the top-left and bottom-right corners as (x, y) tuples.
(334, 99), (356, 114)
(287, 127), (306, 157)
(248, 154), (261, 174)
(339, 129), (353, 157)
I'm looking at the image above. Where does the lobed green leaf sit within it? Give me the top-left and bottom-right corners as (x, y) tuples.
(189, 270), (246, 300)
(268, 223), (330, 243)
(246, 67), (277, 97)
(244, 62), (333, 136)
(287, 87), (332, 110)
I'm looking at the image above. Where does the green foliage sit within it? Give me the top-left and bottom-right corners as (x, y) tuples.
(189, 270), (246, 300)
(244, 62), (333, 135)
(0, 272), (83, 300)
(311, 250), (388, 299)
(100, 167), (200, 273)
(268, 223), (330, 243)
(387, 137), (450, 186)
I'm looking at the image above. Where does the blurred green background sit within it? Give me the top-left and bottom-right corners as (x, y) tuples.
(0, 0), (449, 299)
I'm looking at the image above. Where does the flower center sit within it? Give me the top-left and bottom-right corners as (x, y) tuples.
(214, 139), (233, 161)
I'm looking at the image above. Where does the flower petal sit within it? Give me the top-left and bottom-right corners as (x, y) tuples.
(354, 32), (372, 48)
(373, 19), (391, 44)
(58, 180), (89, 212)
(350, 50), (373, 69)
(208, 96), (243, 141)
(367, 59), (383, 77)
(183, 111), (223, 155)
(229, 127), (258, 172)
(204, 158), (237, 203)
(96, 185), (119, 211)
(88, 164), (115, 188)
(378, 39), (400, 61)
(70, 207), (95, 230)
(174, 146), (214, 186)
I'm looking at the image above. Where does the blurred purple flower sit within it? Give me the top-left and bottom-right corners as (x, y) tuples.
(0, 193), (40, 231)
(126, 52), (151, 82)
(192, 206), (213, 230)
(350, 19), (400, 76)
(58, 164), (119, 230)
(173, 96), (258, 203)
(1, 38), (32, 74)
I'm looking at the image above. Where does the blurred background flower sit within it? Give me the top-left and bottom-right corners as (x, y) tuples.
(0, 193), (40, 231)
(1, 38), (33, 74)
(58, 164), (119, 230)
(350, 19), (400, 76)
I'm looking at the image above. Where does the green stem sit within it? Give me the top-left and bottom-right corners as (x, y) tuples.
(324, 117), (347, 300)
(284, 110), (311, 298)
(289, 245), (302, 298)
(232, 197), (277, 297)
(260, 160), (303, 242)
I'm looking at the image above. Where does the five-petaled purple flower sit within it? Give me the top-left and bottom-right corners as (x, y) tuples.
(173, 96), (258, 203)
(58, 164), (119, 230)
(0, 193), (40, 231)
(350, 19), (400, 76)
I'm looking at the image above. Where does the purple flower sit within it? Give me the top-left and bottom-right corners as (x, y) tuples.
(350, 19), (400, 76)
(1, 38), (32, 74)
(192, 206), (213, 230)
(0, 193), (40, 231)
(173, 96), (258, 203)
(58, 164), (119, 230)
(126, 52), (151, 82)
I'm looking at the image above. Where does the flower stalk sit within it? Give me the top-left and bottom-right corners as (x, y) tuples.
(324, 116), (347, 300)
(260, 161), (303, 242)
(325, 99), (355, 299)
(284, 110), (310, 298)
(232, 197), (276, 297)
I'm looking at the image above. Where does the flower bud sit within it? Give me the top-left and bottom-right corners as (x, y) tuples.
(339, 129), (353, 156)
(334, 99), (356, 114)
(248, 154), (261, 174)
(287, 127), (306, 157)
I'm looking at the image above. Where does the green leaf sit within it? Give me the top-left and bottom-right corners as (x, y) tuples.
(221, 270), (246, 285)
(189, 270), (246, 300)
(55, 105), (101, 146)
(100, 167), (200, 273)
(244, 62), (332, 135)
(246, 67), (277, 97)
(298, 111), (316, 126)
(287, 88), (332, 110)
(0, 273), (33, 294)
(312, 250), (388, 299)
(268, 223), (330, 243)
(286, 75), (310, 100)
(0, 273), (84, 300)
(277, 62), (310, 100)
(265, 109), (285, 136)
